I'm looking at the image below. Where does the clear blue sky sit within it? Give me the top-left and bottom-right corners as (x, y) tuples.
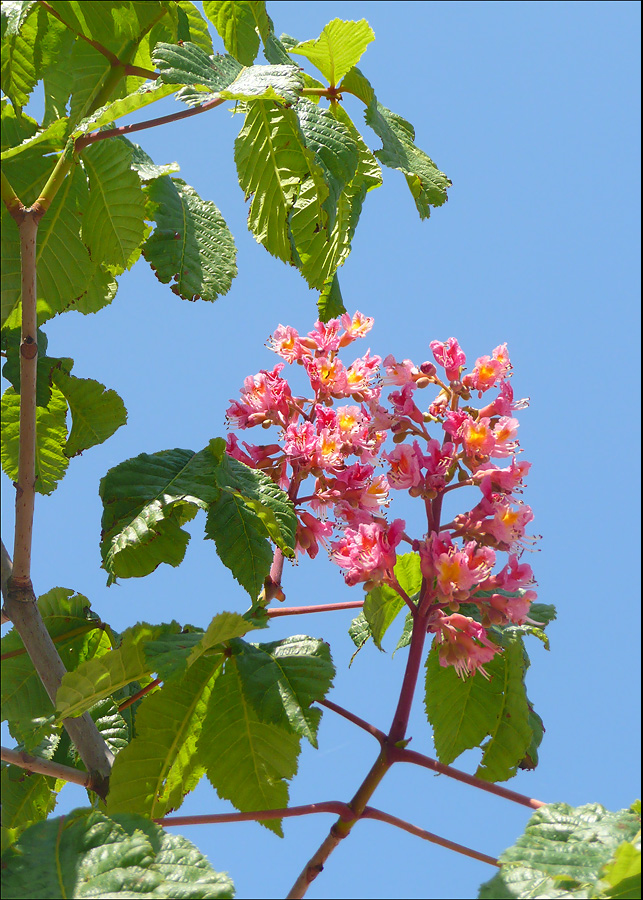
(2, 2), (640, 898)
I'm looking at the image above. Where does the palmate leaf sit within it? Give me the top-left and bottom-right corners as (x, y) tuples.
(205, 491), (273, 600)
(317, 273), (346, 321)
(2, 588), (110, 731)
(123, 137), (180, 182)
(219, 64), (304, 103)
(213, 447), (297, 555)
(479, 803), (641, 900)
(366, 99), (451, 219)
(107, 656), (222, 818)
(1, 2), (44, 109)
(55, 622), (175, 719)
(153, 40), (243, 91)
(99, 447), (221, 583)
(1, 386), (69, 494)
(424, 634), (533, 782)
(1, 807), (235, 899)
(51, 369), (127, 457)
(203, 0), (272, 66)
(296, 98), (359, 227)
(199, 655), (301, 836)
(1, 767), (57, 854)
(81, 138), (147, 270)
(142, 176), (237, 301)
(289, 104), (381, 289)
(234, 100), (328, 263)
(0, 117), (67, 160)
(288, 18), (374, 86)
(363, 584), (406, 651)
(45, 0), (169, 54)
(232, 635), (335, 747)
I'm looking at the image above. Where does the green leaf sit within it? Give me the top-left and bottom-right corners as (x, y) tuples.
(363, 584), (406, 651)
(0, 118), (67, 160)
(347, 611), (371, 664)
(72, 80), (178, 138)
(1, 807), (235, 898)
(46, 1), (169, 52)
(232, 635), (335, 747)
(601, 833), (641, 899)
(81, 138), (147, 270)
(1, 386), (69, 494)
(142, 176), (237, 301)
(394, 552), (423, 597)
(51, 369), (127, 457)
(99, 447), (221, 583)
(200, 655), (301, 836)
(0, 327), (73, 409)
(107, 655), (222, 818)
(2, 588), (110, 731)
(393, 611), (414, 655)
(289, 103), (381, 289)
(205, 491), (273, 600)
(154, 40), (242, 90)
(365, 99), (451, 219)
(1, 767), (57, 854)
(479, 803), (641, 900)
(234, 100), (327, 263)
(1, 2), (45, 109)
(214, 450), (297, 555)
(317, 273), (346, 321)
(288, 18), (374, 86)
(55, 622), (172, 719)
(143, 629), (207, 682)
(338, 65), (375, 105)
(296, 97), (359, 227)
(219, 63), (304, 103)
(425, 626), (537, 782)
(123, 137), (180, 181)
(203, 0), (272, 66)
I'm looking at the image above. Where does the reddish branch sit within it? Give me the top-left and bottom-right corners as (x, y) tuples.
(118, 678), (161, 712)
(156, 802), (354, 828)
(266, 600), (364, 617)
(75, 97), (226, 152)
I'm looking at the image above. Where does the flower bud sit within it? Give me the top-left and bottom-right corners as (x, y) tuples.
(420, 361), (437, 377)
(414, 376), (431, 389)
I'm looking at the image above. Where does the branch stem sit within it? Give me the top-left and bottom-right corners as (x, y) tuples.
(74, 97), (226, 151)
(266, 600), (364, 617)
(1, 746), (98, 789)
(392, 746), (547, 809)
(156, 802), (354, 828)
(316, 698), (386, 744)
(361, 807), (499, 867)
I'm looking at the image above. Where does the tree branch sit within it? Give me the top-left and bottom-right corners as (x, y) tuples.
(74, 97), (226, 152)
(0, 745), (100, 790)
(316, 698), (386, 744)
(267, 600), (364, 617)
(361, 807), (499, 867)
(155, 801), (354, 828)
(391, 746), (547, 810)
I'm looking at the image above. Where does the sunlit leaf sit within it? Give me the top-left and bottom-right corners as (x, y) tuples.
(1, 386), (69, 494)
(288, 18), (374, 86)
(203, 0), (273, 66)
(479, 803), (641, 900)
(1, 807), (235, 898)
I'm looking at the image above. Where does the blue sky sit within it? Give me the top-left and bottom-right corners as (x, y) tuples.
(2, 2), (641, 898)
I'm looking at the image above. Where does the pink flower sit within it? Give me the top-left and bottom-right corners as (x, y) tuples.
(432, 541), (496, 599)
(295, 511), (333, 560)
(463, 355), (505, 395)
(382, 355), (418, 386)
(472, 458), (531, 496)
(389, 384), (424, 424)
(268, 325), (308, 363)
(430, 338), (466, 382)
(460, 415), (496, 458)
(384, 442), (424, 490)
(304, 355), (348, 398)
(331, 518), (405, 586)
(480, 497), (534, 547)
(490, 417), (520, 457)
(339, 311), (374, 345)
(431, 613), (502, 679)
(283, 421), (318, 467)
(479, 381), (528, 418)
(226, 364), (292, 428)
(345, 351), (381, 399)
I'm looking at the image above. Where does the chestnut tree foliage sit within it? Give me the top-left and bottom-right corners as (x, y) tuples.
(1, 2), (639, 898)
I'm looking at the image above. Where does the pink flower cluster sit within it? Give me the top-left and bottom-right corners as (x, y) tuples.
(226, 315), (538, 679)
